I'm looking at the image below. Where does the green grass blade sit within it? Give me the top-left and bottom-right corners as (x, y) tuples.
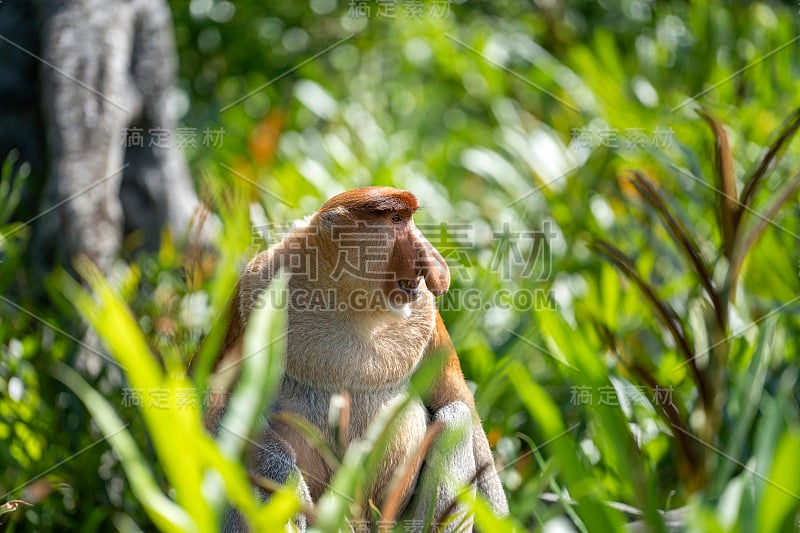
(51, 361), (197, 533)
(757, 429), (800, 532)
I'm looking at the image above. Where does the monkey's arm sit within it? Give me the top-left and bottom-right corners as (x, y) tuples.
(208, 246), (314, 531)
(404, 401), (475, 532)
(220, 424), (312, 532)
(424, 312), (510, 518)
(202, 246), (289, 427)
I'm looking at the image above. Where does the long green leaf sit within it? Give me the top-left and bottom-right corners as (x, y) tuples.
(64, 261), (214, 529)
(51, 362), (197, 533)
(757, 430), (800, 532)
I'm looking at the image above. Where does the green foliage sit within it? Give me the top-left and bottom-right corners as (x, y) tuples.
(0, 150), (30, 293)
(3, 1), (800, 531)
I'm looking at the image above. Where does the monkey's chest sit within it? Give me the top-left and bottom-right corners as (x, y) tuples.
(273, 378), (428, 504)
(284, 304), (435, 390)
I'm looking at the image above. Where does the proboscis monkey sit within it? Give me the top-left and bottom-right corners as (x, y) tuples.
(210, 187), (508, 530)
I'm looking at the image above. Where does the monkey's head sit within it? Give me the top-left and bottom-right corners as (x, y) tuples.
(314, 186), (450, 312)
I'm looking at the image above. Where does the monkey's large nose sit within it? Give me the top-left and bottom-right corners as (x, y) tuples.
(417, 244), (450, 297)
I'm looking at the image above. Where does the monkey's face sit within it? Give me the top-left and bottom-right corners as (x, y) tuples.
(318, 187), (450, 313)
(381, 211), (449, 306)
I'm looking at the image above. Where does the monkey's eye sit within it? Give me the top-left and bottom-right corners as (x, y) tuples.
(391, 214), (403, 223)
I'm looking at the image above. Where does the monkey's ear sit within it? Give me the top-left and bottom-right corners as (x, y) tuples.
(319, 207), (348, 226)
(418, 233), (450, 296)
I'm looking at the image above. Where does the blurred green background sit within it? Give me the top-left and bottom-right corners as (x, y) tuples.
(2, 0), (800, 531)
